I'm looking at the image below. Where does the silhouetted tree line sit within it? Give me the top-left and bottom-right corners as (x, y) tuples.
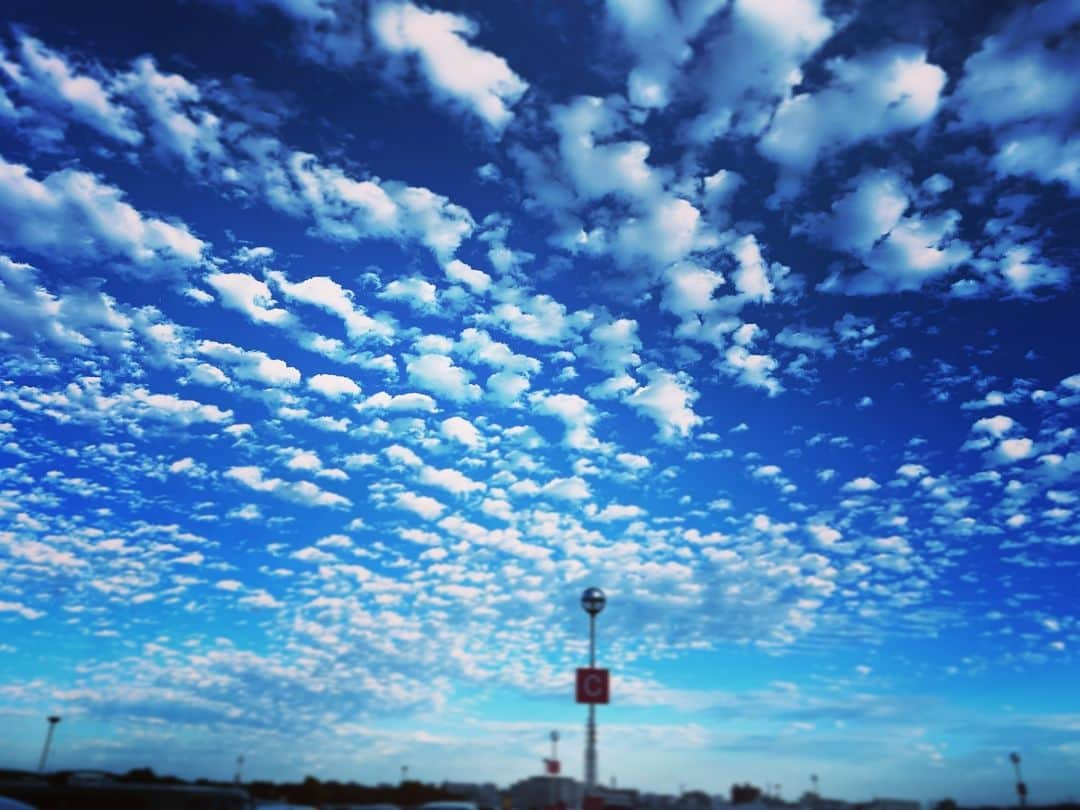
(116, 768), (462, 806)
(731, 784), (762, 805)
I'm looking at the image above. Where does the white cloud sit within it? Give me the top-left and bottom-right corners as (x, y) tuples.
(688, 0), (834, 141)
(972, 414), (1015, 438)
(406, 353), (481, 402)
(760, 46), (946, 186)
(394, 490), (446, 520)
(440, 416), (482, 448)
(355, 391), (436, 412)
(661, 261), (725, 320)
(802, 170), (910, 255)
(950, 0), (1079, 194)
(419, 465), (485, 496)
(593, 503), (645, 522)
(626, 365), (702, 440)
(0, 156), (205, 275)
(842, 476), (880, 492)
(531, 391), (600, 450)
(616, 452), (650, 471)
(308, 373), (361, 398)
(807, 523), (842, 548)
(723, 345), (781, 396)
(993, 244), (1068, 296)
(483, 295), (591, 346)
(486, 370), (531, 405)
(586, 318), (642, 374)
(198, 340), (301, 387)
(730, 234), (775, 302)
(225, 465), (351, 508)
(128, 388), (233, 427)
(379, 276), (438, 310)
(259, 150), (475, 259)
(2, 33), (142, 145)
(370, 1), (528, 132)
(0, 599), (44, 620)
(281, 449), (320, 472)
(4, 32), (478, 262)
(206, 273), (292, 326)
(443, 258), (491, 293)
(541, 476), (591, 501)
(996, 437), (1035, 464)
(552, 96), (664, 202)
(818, 200), (972, 296)
(117, 56), (224, 171)
(605, 0), (729, 111)
(612, 195), (706, 268)
(896, 463), (928, 479)
(0, 254), (132, 354)
(269, 271), (394, 342)
(457, 327), (541, 375)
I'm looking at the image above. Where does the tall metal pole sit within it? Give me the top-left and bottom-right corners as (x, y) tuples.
(1010, 752), (1027, 808)
(580, 587), (606, 804)
(550, 731), (560, 810)
(38, 715), (60, 772)
(585, 611), (597, 793)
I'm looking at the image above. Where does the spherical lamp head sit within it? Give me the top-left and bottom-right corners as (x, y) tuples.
(581, 587), (606, 615)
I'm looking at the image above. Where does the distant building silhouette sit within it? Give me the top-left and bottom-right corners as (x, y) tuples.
(441, 781), (502, 809)
(508, 775), (582, 810)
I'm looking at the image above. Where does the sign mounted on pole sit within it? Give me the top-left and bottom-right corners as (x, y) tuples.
(575, 667), (610, 704)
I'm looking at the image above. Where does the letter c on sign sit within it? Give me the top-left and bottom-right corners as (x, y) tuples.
(584, 672), (602, 698)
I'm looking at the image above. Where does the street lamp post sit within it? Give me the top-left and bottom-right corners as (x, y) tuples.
(550, 730), (559, 810)
(38, 715), (60, 773)
(1009, 752), (1027, 808)
(581, 587), (606, 797)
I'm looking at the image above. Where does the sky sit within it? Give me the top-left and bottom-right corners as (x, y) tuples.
(0, 0), (1077, 804)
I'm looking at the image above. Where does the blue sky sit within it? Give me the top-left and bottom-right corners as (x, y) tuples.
(0, 0), (1077, 804)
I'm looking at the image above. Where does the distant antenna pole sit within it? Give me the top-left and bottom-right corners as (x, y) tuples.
(1009, 752), (1027, 808)
(235, 755), (245, 785)
(811, 774), (819, 795)
(38, 716), (61, 772)
(401, 765), (409, 785)
(549, 731), (558, 810)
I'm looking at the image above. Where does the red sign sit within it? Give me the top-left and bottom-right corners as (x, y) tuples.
(584, 796), (605, 810)
(575, 667), (610, 704)
(544, 758), (560, 775)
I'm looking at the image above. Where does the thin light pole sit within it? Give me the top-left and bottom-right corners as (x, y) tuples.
(587, 611), (596, 790)
(1010, 752), (1027, 808)
(38, 715), (60, 772)
(550, 731), (559, 809)
(581, 587), (605, 799)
